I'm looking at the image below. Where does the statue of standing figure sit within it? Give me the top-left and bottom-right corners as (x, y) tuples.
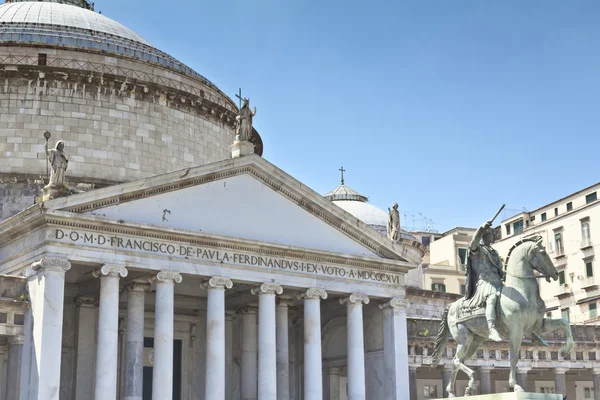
(235, 97), (257, 142)
(45, 140), (68, 187)
(387, 203), (400, 241)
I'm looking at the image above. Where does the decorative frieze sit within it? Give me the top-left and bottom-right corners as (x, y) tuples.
(251, 283), (283, 296)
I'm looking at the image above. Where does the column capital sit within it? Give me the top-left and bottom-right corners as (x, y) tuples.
(203, 277), (233, 290)
(379, 297), (407, 311)
(124, 280), (152, 292)
(154, 270), (182, 284)
(31, 257), (71, 273)
(238, 305), (258, 315)
(251, 282), (283, 295)
(297, 288), (327, 300)
(8, 335), (25, 345)
(554, 367), (568, 374)
(340, 293), (370, 305)
(75, 296), (98, 308)
(328, 366), (342, 376)
(225, 310), (238, 321)
(93, 264), (128, 278)
(276, 296), (295, 308)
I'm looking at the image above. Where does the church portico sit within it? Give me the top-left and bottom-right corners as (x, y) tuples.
(0, 155), (421, 400)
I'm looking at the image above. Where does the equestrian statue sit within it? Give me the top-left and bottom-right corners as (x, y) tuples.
(431, 205), (574, 397)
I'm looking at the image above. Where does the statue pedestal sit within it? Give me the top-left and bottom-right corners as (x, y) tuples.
(444, 393), (563, 400)
(41, 184), (70, 201)
(230, 140), (255, 158)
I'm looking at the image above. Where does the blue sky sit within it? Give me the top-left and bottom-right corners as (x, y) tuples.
(99, 0), (599, 232)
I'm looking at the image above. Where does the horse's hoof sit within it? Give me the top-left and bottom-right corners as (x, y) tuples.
(448, 394), (456, 398)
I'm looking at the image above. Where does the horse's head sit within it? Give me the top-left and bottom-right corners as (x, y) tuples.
(528, 236), (559, 281)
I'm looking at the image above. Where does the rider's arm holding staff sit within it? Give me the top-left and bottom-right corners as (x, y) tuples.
(469, 220), (492, 252)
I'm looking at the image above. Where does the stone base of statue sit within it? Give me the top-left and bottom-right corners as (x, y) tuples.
(443, 393), (563, 400)
(41, 184), (71, 201)
(230, 139), (255, 158)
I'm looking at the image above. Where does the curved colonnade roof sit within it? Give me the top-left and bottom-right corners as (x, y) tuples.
(0, 2), (219, 90)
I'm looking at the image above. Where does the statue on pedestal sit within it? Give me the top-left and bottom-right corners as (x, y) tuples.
(387, 203), (400, 241)
(431, 205), (573, 397)
(235, 97), (256, 142)
(45, 140), (68, 187)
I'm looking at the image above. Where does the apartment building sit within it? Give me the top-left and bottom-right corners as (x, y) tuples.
(493, 182), (599, 324)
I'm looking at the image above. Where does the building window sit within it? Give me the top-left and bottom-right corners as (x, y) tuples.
(546, 311), (552, 318)
(541, 212), (547, 222)
(431, 283), (446, 293)
(561, 308), (570, 322)
(555, 232), (564, 255)
(38, 53), (47, 66)
(587, 261), (594, 277)
(460, 284), (466, 295)
(590, 303), (597, 319)
(423, 385), (438, 399)
(505, 224), (511, 235)
(584, 387), (593, 399)
(421, 236), (431, 247)
(567, 202), (573, 211)
(539, 387), (555, 394)
(513, 219), (524, 234)
(558, 271), (565, 285)
(582, 220), (591, 247)
(554, 207), (558, 217)
(458, 248), (467, 267)
(586, 192), (598, 204)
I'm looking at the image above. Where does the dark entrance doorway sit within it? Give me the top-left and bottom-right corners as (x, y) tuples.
(142, 337), (182, 400)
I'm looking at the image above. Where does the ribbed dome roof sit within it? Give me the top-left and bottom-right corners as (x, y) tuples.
(324, 184), (368, 202)
(0, 1), (217, 88)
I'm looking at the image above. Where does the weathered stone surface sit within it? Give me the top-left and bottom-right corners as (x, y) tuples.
(447, 393), (562, 400)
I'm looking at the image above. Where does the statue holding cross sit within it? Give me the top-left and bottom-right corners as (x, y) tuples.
(235, 88), (257, 142)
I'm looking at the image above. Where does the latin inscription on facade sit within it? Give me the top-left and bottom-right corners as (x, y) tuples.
(54, 229), (401, 284)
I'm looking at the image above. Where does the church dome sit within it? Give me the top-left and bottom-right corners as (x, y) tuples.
(0, 1), (216, 87)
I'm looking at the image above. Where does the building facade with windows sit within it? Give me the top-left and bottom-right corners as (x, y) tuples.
(493, 182), (600, 325)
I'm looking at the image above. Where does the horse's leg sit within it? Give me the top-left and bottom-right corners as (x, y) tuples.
(538, 317), (574, 355)
(508, 321), (524, 392)
(459, 335), (486, 396)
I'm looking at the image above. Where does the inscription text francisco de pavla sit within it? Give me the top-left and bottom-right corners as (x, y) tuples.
(54, 229), (400, 284)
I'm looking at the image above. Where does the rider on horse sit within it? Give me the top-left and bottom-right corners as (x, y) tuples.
(462, 219), (504, 342)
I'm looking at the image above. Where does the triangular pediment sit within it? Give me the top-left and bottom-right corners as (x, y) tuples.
(45, 156), (420, 262)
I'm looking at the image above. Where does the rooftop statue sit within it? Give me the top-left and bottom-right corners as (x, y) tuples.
(45, 140), (68, 188)
(235, 97), (257, 142)
(387, 203), (400, 241)
(431, 205), (574, 397)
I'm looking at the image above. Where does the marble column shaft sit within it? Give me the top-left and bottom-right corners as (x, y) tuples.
(240, 306), (258, 400)
(479, 367), (492, 395)
(380, 298), (410, 400)
(28, 257), (71, 400)
(276, 297), (294, 400)
(124, 282), (150, 400)
(6, 336), (24, 400)
(152, 271), (182, 400)
(554, 368), (567, 396)
(517, 368), (531, 393)
(442, 366), (453, 398)
(408, 367), (418, 400)
(204, 277), (233, 400)
(252, 283), (283, 400)
(94, 265), (128, 400)
(324, 367), (342, 400)
(75, 297), (98, 400)
(298, 288), (327, 400)
(341, 294), (369, 400)
(592, 368), (600, 400)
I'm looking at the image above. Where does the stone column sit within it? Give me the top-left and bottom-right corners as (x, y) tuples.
(324, 366), (342, 400)
(340, 294), (369, 400)
(123, 281), (151, 400)
(93, 265), (128, 400)
(298, 288), (327, 400)
(0, 345), (7, 400)
(225, 311), (237, 400)
(479, 366), (493, 395)
(592, 368), (600, 400)
(408, 366), (418, 400)
(204, 277), (234, 400)
(74, 297), (98, 400)
(252, 283), (283, 400)
(240, 305), (258, 400)
(554, 368), (567, 396)
(6, 336), (24, 400)
(276, 297), (294, 400)
(441, 365), (453, 398)
(517, 367), (531, 393)
(151, 271), (182, 400)
(28, 257), (71, 400)
(379, 298), (410, 400)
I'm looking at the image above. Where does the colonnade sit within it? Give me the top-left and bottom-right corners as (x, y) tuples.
(25, 258), (410, 400)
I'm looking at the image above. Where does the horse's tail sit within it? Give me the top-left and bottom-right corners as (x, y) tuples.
(432, 306), (450, 367)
